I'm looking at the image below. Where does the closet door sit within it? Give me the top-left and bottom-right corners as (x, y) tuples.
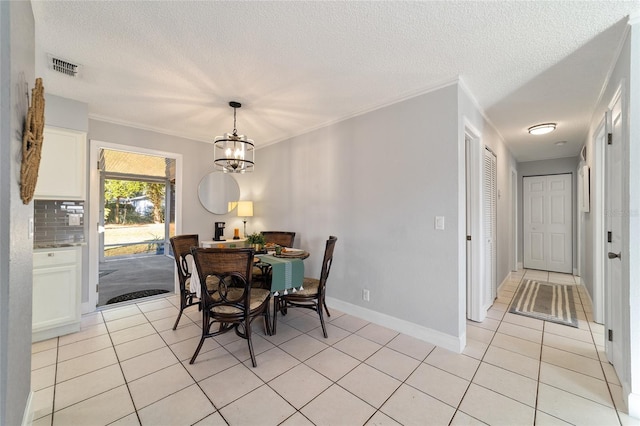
(483, 147), (497, 305)
(523, 174), (572, 273)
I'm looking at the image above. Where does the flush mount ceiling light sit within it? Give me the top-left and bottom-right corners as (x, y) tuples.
(213, 101), (255, 173)
(528, 123), (557, 135)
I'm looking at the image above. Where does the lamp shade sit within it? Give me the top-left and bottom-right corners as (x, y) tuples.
(237, 201), (253, 217)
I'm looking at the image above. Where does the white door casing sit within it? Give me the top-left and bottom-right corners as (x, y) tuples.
(465, 124), (485, 323)
(87, 140), (183, 313)
(592, 117), (607, 324)
(605, 90), (623, 371)
(523, 174), (572, 274)
(483, 147), (497, 308)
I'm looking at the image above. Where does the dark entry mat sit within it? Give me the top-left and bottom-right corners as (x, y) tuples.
(106, 289), (170, 304)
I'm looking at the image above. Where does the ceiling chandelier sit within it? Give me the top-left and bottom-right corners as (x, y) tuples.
(213, 101), (255, 173)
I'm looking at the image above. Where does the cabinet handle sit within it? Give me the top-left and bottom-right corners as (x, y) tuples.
(48, 253), (55, 257)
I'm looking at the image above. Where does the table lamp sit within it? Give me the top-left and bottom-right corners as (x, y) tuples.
(237, 201), (253, 238)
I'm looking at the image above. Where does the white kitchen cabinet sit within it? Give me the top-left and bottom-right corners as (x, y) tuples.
(32, 247), (81, 341)
(34, 126), (87, 200)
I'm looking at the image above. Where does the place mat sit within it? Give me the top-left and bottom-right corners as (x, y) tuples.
(509, 279), (578, 328)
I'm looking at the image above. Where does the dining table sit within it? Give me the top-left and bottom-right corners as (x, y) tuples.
(189, 249), (310, 336)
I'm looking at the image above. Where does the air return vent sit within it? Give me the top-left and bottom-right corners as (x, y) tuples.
(48, 55), (80, 77)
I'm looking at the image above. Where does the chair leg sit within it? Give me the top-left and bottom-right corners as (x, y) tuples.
(263, 302), (272, 336)
(323, 300), (331, 318)
(272, 296), (279, 335)
(246, 321), (257, 367)
(317, 302), (328, 338)
(189, 311), (210, 364)
(172, 308), (183, 330)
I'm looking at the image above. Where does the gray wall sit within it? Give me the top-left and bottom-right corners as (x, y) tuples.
(0, 1), (35, 424)
(239, 82), (515, 346)
(242, 84), (463, 340)
(45, 94), (89, 132)
(517, 156), (580, 269)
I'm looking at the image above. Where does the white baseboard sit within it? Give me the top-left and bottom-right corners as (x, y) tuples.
(498, 274), (512, 293)
(517, 262), (523, 270)
(325, 297), (465, 353)
(82, 301), (96, 314)
(21, 391), (34, 426)
(628, 390), (640, 419)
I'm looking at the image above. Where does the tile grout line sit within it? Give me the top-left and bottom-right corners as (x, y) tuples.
(575, 285), (625, 425)
(450, 270), (525, 424)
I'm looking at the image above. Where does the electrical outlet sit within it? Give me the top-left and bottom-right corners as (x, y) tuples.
(363, 289), (370, 302)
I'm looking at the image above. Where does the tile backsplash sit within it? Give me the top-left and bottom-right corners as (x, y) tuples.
(34, 200), (85, 244)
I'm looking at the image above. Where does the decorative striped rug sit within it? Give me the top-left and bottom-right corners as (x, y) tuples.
(509, 279), (578, 328)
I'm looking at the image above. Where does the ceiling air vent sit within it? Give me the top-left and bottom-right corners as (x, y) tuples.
(48, 55), (80, 77)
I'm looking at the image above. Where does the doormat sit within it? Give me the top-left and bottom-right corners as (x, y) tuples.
(106, 289), (169, 305)
(509, 279), (578, 328)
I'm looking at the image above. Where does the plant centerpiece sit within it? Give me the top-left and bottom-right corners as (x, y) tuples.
(246, 232), (266, 251)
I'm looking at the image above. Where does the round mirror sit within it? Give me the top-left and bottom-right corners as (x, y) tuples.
(197, 172), (240, 214)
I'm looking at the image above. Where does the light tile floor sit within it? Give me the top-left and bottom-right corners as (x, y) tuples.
(30, 270), (639, 425)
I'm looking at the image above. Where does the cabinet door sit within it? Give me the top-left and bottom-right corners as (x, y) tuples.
(34, 127), (87, 199)
(32, 264), (79, 331)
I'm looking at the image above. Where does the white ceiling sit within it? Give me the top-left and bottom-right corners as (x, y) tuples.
(31, 1), (640, 162)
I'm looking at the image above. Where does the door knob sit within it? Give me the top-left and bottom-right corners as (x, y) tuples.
(608, 252), (621, 260)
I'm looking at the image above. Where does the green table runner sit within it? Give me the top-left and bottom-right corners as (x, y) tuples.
(257, 255), (304, 295)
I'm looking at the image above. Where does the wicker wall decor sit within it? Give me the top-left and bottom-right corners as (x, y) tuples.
(20, 78), (45, 204)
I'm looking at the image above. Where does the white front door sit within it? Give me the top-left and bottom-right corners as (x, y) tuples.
(605, 91), (623, 370)
(523, 174), (572, 273)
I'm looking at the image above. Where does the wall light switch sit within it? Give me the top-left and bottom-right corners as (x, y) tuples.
(435, 216), (445, 230)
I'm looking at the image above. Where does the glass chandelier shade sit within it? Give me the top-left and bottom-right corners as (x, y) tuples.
(213, 102), (255, 173)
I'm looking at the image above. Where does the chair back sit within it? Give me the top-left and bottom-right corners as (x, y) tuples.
(170, 234), (199, 293)
(318, 236), (338, 293)
(191, 248), (255, 317)
(262, 231), (296, 247)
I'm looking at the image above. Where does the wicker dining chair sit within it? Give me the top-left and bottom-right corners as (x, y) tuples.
(169, 234), (200, 330)
(274, 236), (337, 337)
(262, 231), (296, 248)
(189, 247), (271, 367)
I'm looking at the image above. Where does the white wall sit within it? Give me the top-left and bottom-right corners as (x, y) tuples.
(581, 18), (640, 417)
(0, 1), (36, 424)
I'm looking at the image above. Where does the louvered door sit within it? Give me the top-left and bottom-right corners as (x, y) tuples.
(483, 147), (497, 305)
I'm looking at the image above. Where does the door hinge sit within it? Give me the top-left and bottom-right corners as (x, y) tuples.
(97, 160), (100, 169)
(466, 235), (471, 241)
(608, 329), (613, 342)
(96, 284), (99, 292)
(607, 133), (613, 145)
(608, 231), (612, 243)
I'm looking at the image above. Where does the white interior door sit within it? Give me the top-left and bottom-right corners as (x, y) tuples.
(605, 92), (623, 369)
(523, 174), (572, 273)
(483, 147), (497, 307)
